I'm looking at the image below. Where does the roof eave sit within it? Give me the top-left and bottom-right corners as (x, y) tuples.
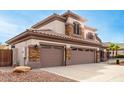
(6, 29), (102, 47)
(5, 30), (30, 44)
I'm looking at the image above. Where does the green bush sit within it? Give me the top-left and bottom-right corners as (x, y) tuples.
(115, 54), (124, 58)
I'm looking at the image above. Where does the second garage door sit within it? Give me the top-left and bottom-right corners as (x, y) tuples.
(40, 45), (64, 67)
(70, 47), (95, 65)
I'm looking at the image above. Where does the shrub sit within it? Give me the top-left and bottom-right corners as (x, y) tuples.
(115, 54), (124, 58)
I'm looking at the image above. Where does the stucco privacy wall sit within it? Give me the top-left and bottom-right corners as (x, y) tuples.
(14, 39), (99, 66)
(38, 20), (65, 34)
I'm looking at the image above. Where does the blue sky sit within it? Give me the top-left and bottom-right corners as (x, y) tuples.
(0, 10), (124, 43)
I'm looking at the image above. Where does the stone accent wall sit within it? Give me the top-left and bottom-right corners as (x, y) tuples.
(65, 47), (72, 65)
(65, 23), (73, 36)
(80, 26), (84, 39)
(96, 51), (100, 62)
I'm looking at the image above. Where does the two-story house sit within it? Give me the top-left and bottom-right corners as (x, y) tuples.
(6, 11), (108, 68)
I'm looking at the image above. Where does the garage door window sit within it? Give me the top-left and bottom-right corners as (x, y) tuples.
(41, 45), (51, 49)
(85, 49), (89, 51)
(90, 49), (94, 52)
(72, 48), (84, 51)
(72, 48), (77, 51)
(53, 46), (63, 49)
(78, 48), (83, 51)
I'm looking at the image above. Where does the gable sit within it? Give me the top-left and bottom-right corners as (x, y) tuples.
(38, 20), (65, 34)
(32, 13), (66, 29)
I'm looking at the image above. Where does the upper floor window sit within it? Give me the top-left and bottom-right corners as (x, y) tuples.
(73, 22), (80, 35)
(86, 32), (94, 40)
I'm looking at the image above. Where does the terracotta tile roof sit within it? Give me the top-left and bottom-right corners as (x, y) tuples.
(6, 28), (103, 47)
(6, 28), (102, 46)
(29, 29), (102, 46)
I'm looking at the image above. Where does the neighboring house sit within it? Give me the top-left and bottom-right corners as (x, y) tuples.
(105, 42), (124, 57)
(117, 43), (124, 55)
(6, 11), (108, 68)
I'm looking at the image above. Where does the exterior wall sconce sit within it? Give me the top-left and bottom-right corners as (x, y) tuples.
(34, 44), (38, 48)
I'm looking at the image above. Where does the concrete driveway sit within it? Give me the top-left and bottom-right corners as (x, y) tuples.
(40, 60), (124, 82)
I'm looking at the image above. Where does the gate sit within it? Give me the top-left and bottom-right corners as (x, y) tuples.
(0, 49), (12, 67)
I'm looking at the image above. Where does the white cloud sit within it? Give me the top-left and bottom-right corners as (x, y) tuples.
(0, 16), (25, 43)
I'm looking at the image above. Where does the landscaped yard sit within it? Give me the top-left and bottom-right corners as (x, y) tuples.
(0, 70), (76, 82)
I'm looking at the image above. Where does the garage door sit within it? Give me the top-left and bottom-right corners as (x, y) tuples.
(41, 45), (64, 67)
(70, 48), (95, 65)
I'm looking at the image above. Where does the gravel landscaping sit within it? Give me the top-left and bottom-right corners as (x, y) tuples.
(0, 71), (77, 82)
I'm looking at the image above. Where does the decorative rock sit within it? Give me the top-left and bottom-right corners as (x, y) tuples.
(13, 66), (32, 73)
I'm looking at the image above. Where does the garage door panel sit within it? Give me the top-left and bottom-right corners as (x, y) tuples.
(41, 45), (64, 67)
(71, 48), (95, 65)
(87, 51), (94, 63)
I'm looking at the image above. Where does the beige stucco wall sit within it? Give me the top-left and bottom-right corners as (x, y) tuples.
(38, 20), (65, 34)
(15, 39), (32, 65)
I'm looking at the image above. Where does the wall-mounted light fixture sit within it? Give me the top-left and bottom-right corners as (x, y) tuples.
(34, 44), (38, 48)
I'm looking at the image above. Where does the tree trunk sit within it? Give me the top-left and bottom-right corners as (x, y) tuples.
(116, 50), (118, 56)
(113, 50), (114, 58)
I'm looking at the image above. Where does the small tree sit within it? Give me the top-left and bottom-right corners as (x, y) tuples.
(114, 44), (120, 56)
(109, 43), (115, 57)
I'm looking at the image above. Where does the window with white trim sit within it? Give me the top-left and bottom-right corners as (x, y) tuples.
(73, 22), (81, 35)
(86, 32), (94, 40)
